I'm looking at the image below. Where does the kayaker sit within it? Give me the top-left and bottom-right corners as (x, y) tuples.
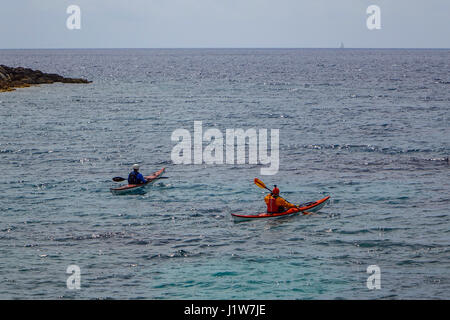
(264, 185), (297, 213)
(128, 164), (147, 185)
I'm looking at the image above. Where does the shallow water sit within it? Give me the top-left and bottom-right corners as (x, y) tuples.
(0, 49), (449, 299)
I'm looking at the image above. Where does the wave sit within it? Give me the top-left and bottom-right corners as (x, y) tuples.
(285, 144), (449, 159)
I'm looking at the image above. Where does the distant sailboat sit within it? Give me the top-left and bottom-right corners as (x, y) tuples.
(339, 42), (345, 49)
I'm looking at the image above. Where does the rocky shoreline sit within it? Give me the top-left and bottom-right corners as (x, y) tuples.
(0, 65), (91, 92)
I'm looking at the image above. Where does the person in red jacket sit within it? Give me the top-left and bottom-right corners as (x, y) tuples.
(264, 185), (296, 213)
(264, 185), (313, 215)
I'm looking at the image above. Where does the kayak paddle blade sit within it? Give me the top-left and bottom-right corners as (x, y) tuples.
(254, 178), (269, 191)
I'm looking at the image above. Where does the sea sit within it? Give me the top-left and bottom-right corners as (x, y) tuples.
(0, 48), (449, 299)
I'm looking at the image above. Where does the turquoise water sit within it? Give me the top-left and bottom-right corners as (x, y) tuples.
(0, 49), (449, 299)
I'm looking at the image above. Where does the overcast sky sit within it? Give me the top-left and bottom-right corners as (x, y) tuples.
(1, 0), (449, 48)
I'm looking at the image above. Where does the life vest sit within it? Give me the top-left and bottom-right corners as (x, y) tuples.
(267, 196), (280, 213)
(128, 171), (138, 184)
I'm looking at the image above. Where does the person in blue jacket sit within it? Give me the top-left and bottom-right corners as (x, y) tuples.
(128, 164), (147, 184)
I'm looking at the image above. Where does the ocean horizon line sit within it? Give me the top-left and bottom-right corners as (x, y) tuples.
(1, 47), (450, 51)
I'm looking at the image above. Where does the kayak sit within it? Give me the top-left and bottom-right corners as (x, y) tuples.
(231, 196), (330, 221)
(110, 167), (165, 195)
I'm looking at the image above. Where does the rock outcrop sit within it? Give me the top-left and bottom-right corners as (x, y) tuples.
(0, 65), (91, 92)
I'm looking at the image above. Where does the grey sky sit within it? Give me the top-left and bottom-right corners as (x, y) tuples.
(1, 0), (449, 48)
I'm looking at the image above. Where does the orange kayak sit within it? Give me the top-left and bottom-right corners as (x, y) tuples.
(110, 168), (165, 195)
(231, 196), (330, 221)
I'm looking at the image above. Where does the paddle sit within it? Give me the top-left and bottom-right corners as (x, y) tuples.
(254, 178), (272, 193)
(253, 178), (312, 214)
(254, 178), (294, 203)
(112, 176), (168, 182)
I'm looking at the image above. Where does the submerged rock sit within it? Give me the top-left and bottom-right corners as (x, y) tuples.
(0, 65), (91, 92)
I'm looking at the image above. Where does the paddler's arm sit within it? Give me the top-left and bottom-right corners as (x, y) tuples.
(136, 173), (147, 184)
(276, 197), (296, 209)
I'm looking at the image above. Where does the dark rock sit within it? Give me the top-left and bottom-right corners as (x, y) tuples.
(0, 65), (92, 92)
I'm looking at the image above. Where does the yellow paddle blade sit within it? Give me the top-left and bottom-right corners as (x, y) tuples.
(254, 178), (268, 190)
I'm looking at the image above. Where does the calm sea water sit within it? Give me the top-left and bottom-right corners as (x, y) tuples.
(0, 49), (449, 299)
